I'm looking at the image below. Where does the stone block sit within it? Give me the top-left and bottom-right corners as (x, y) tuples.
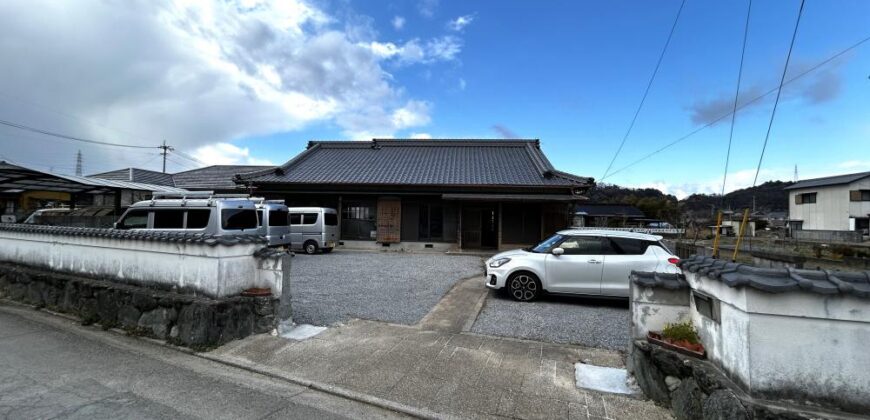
(176, 303), (216, 347)
(138, 307), (177, 339)
(651, 346), (693, 377)
(131, 292), (158, 312)
(671, 378), (704, 420)
(255, 315), (275, 334)
(692, 362), (725, 394)
(632, 344), (670, 405)
(96, 290), (120, 326)
(703, 389), (748, 420)
(118, 305), (141, 329)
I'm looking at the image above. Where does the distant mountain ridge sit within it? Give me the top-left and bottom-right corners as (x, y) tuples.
(589, 181), (793, 222)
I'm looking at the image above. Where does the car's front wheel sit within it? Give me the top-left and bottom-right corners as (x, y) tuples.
(507, 272), (541, 302)
(303, 241), (318, 255)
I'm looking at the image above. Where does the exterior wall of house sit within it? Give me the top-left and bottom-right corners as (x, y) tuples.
(788, 178), (870, 231)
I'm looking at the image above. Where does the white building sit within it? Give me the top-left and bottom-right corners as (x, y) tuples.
(785, 171), (870, 235)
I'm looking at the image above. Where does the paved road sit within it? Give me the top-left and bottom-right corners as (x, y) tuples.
(0, 304), (407, 420)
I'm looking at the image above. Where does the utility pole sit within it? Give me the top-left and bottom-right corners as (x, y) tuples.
(158, 140), (174, 173)
(75, 150), (82, 176)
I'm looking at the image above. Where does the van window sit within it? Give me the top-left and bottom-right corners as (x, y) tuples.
(302, 213), (318, 224)
(269, 210), (289, 226)
(221, 209), (258, 230)
(117, 209), (149, 229)
(186, 209), (210, 229)
(324, 213), (338, 226)
(289, 213), (302, 225)
(153, 209), (185, 229)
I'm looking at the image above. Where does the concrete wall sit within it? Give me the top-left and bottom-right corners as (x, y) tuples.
(792, 229), (863, 243)
(684, 271), (870, 413)
(629, 285), (691, 341)
(788, 177), (870, 231)
(0, 228), (282, 298)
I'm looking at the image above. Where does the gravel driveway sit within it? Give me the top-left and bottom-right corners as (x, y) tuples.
(289, 251), (483, 326)
(471, 292), (630, 351)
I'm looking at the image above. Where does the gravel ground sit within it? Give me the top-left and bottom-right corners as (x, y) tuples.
(289, 251), (483, 326)
(471, 292), (630, 351)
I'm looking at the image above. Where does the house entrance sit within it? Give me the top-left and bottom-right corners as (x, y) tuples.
(461, 205), (498, 249)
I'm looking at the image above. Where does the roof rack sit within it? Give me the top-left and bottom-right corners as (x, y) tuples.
(151, 191), (251, 200)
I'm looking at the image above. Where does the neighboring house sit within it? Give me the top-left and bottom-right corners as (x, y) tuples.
(89, 168), (176, 187)
(573, 204), (645, 227)
(785, 171), (870, 235)
(173, 165), (272, 191)
(236, 139), (593, 250)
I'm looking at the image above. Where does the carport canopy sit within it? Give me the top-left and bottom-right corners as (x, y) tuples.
(0, 161), (188, 194)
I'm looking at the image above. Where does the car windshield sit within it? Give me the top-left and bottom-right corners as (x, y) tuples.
(529, 234), (564, 253)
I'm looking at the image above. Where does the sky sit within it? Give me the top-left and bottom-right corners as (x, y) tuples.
(0, 0), (868, 198)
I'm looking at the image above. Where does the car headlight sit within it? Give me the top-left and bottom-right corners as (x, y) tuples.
(489, 257), (511, 268)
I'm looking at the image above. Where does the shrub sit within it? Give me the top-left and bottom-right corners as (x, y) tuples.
(662, 321), (699, 345)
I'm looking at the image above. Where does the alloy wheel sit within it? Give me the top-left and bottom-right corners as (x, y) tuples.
(510, 274), (538, 301)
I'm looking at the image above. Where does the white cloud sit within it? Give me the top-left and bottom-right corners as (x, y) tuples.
(447, 14), (474, 31)
(838, 160), (870, 171)
(392, 101), (432, 130)
(194, 143), (273, 165)
(0, 0), (449, 173)
(418, 0), (438, 18)
(458, 78), (467, 91)
(391, 15), (405, 30)
(363, 36), (462, 64)
(410, 132), (432, 139)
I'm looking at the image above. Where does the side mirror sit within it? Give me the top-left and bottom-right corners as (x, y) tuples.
(552, 247), (564, 256)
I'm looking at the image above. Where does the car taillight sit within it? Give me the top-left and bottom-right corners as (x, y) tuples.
(668, 257), (680, 265)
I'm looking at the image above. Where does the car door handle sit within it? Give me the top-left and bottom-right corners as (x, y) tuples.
(587, 259), (602, 264)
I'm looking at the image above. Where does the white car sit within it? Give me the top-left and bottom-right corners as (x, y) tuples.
(485, 229), (680, 301)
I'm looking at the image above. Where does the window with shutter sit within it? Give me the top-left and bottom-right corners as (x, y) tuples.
(851, 190), (862, 202)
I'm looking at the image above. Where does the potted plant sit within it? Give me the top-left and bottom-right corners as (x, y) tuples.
(648, 321), (706, 359)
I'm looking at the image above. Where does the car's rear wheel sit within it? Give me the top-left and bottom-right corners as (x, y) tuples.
(303, 241), (318, 255)
(322, 247), (333, 254)
(507, 272), (541, 302)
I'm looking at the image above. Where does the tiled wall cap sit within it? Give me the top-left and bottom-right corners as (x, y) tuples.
(674, 255), (870, 299)
(0, 223), (266, 246)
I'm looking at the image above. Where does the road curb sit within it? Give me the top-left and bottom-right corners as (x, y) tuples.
(196, 352), (451, 420)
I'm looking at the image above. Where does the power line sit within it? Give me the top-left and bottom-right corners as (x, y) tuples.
(601, 0), (687, 180)
(171, 149), (208, 166)
(752, 0), (804, 188)
(720, 0), (752, 199)
(600, 33), (870, 181)
(0, 117), (156, 149)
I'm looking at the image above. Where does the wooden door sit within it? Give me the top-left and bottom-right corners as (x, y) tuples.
(377, 198), (401, 243)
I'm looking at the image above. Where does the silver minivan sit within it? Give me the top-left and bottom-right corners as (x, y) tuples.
(114, 193), (260, 237)
(288, 207), (338, 254)
(253, 199), (291, 247)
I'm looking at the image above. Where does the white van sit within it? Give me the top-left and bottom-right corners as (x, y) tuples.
(253, 199), (291, 247)
(288, 207), (338, 254)
(114, 192), (260, 237)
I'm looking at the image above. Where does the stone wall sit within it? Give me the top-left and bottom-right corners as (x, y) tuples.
(0, 262), (277, 349)
(631, 340), (836, 420)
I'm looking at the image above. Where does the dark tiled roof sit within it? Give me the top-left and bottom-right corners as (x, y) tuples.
(784, 171), (870, 190)
(630, 271), (688, 289)
(674, 255), (870, 298)
(238, 139), (593, 187)
(575, 204), (645, 217)
(173, 165), (273, 190)
(89, 168), (176, 187)
(0, 223), (266, 246)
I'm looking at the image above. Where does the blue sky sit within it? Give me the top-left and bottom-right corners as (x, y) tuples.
(242, 0), (870, 197)
(1, 0), (868, 197)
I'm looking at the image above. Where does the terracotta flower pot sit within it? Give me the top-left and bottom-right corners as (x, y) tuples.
(647, 331), (706, 359)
